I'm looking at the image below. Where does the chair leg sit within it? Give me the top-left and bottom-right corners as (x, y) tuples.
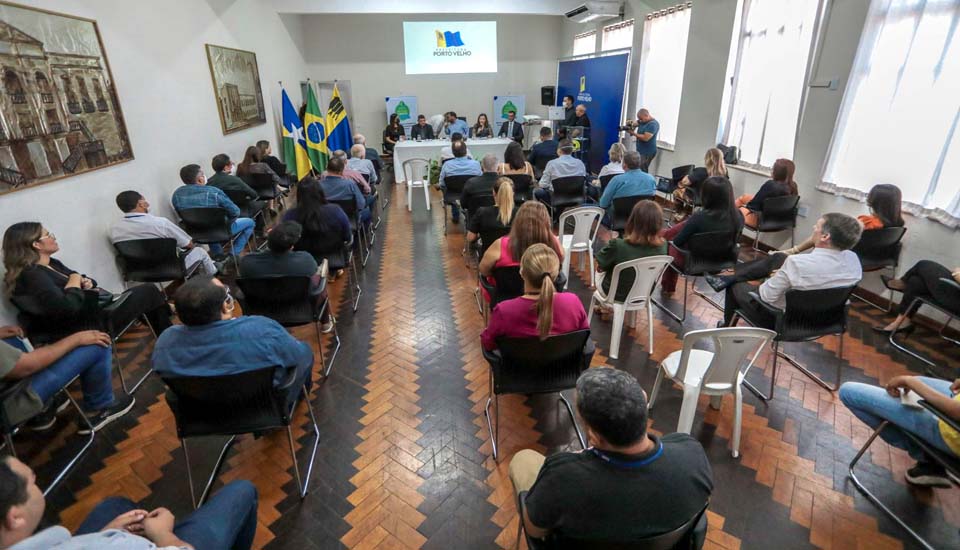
(778, 338), (842, 392)
(648, 367), (665, 409)
(587, 295), (596, 325)
(609, 304), (625, 360)
(588, 252), (595, 289)
(287, 385), (321, 498)
(484, 369), (500, 460)
(424, 182), (431, 211)
(317, 313), (341, 378)
(443, 204), (448, 235)
(676, 387), (699, 434)
(407, 183), (413, 212)
(3, 433), (15, 458)
(41, 389), (96, 497)
(647, 302), (655, 354)
(652, 272), (688, 325)
(561, 248), (572, 285)
(744, 340), (777, 401)
(350, 255), (362, 312)
(558, 392), (587, 450)
(732, 386), (743, 458)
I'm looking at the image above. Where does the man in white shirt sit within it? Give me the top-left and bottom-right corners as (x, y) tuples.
(534, 139), (599, 206)
(346, 144), (378, 185)
(109, 191), (219, 276)
(721, 213), (864, 327)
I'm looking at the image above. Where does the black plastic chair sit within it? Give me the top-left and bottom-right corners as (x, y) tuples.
(549, 175), (587, 219)
(851, 226), (907, 311)
(177, 207), (246, 264)
(519, 493), (708, 550)
(533, 154), (557, 179)
(505, 173), (534, 203)
(481, 266), (568, 311)
(114, 238), (198, 285)
(849, 398), (960, 550)
(295, 226), (362, 313)
(222, 189), (266, 229)
(250, 172), (280, 202)
(330, 198), (371, 268)
(481, 330), (592, 460)
(745, 194), (799, 251)
(236, 275), (340, 377)
(442, 174), (473, 235)
(162, 367), (319, 507)
(655, 231), (740, 324)
(0, 373), (95, 496)
(611, 195), (655, 233)
(732, 285), (856, 400)
(599, 173), (617, 194)
(655, 164), (694, 200)
(888, 277), (960, 380)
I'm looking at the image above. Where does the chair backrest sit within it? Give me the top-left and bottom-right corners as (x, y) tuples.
(177, 207), (232, 244)
(612, 195), (654, 228)
(599, 173), (617, 193)
(330, 198), (359, 221)
(490, 265), (524, 308)
(606, 256), (673, 306)
(362, 172), (371, 183)
(553, 175), (586, 197)
(505, 174), (533, 198)
(673, 327), (776, 390)
(780, 285), (855, 341)
(479, 227), (510, 257)
(671, 164), (694, 184)
(559, 206), (604, 250)
(114, 238), (184, 283)
(757, 195), (800, 231)
(295, 227), (348, 266)
(251, 172), (277, 192)
(236, 276), (316, 326)
(443, 174), (472, 194)
(493, 330), (591, 395)
(403, 158), (430, 183)
(534, 154), (558, 173)
(222, 188), (253, 208)
(162, 367), (289, 438)
(851, 226), (906, 270)
(678, 230), (739, 276)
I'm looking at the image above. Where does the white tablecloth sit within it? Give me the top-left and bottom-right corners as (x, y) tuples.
(392, 138), (514, 182)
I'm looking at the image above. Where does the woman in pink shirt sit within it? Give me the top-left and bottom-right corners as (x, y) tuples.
(481, 244), (589, 351)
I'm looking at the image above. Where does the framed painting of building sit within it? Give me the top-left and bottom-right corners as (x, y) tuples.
(0, 1), (133, 195)
(205, 44), (266, 135)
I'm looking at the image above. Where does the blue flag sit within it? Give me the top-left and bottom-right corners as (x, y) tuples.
(325, 84), (353, 155)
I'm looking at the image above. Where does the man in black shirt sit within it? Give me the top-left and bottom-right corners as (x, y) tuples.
(511, 367), (713, 544)
(410, 114), (435, 140)
(527, 127), (559, 176)
(208, 153), (267, 229)
(460, 154), (499, 218)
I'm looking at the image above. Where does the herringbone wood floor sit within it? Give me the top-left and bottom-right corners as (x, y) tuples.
(16, 175), (960, 549)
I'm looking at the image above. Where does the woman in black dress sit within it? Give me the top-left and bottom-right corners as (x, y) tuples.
(383, 113), (406, 153)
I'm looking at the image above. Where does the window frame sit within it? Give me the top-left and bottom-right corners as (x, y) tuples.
(601, 19), (635, 52)
(572, 30), (598, 57)
(635, 4), (693, 148)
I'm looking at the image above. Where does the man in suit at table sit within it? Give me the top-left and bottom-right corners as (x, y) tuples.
(498, 111), (524, 145)
(410, 114), (435, 140)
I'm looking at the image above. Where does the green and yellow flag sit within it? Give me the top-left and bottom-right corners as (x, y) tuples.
(304, 84), (328, 172)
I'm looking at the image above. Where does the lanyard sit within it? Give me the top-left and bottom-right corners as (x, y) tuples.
(589, 439), (663, 468)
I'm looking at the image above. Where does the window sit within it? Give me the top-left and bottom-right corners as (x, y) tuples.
(822, 0), (960, 226)
(572, 31), (597, 56)
(602, 19), (634, 51)
(635, 5), (692, 147)
(717, 0), (821, 168)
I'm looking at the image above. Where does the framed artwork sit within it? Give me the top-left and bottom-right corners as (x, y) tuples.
(205, 44), (266, 135)
(0, 1), (133, 196)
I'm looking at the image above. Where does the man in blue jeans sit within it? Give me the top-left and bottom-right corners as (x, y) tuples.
(172, 164), (255, 258)
(840, 375), (960, 488)
(0, 326), (133, 434)
(0, 456), (258, 549)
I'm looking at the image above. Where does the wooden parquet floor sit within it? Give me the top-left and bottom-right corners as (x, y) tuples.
(16, 175), (960, 549)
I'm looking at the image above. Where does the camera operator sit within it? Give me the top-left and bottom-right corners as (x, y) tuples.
(624, 109), (660, 173)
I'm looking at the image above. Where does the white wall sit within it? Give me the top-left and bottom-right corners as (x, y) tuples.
(0, 0), (309, 322)
(563, 0), (960, 300)
(300, 13), (563, 144)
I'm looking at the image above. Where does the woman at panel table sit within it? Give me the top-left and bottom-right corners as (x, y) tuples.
(497, 142), (534, 178)
(480, 243), (589, 352)
(383, 113), (406, 153)
(471, 113), (493, 139)
(479, 201), (564, 303)
(734, 158), (799, 228)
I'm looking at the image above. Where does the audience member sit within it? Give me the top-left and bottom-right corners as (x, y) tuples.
(840, 375), (960, 487)
(498, 111), (524, 144)
(675, 148), (727, 214)
(0, 326), (133, 433)
(598, 151), (656, 225)
(153, 276), (313, 408)
(440, 133), (473, 160)
(239, 221), (332, 331)
(172, 164), (255, 257)
(109, 190), (219, 276)
(236, 146), (281, 187)
(320, 157), (369, 226)
(498, 142), (534, 177)
(283, 178), (353, 261)
(510, 367), (713, 542)
(720, 213), (863, 327)
(256, 139), (288, 181)
(323, 150), (370, 195)
(626, 108), (660, 172)
(208, 153), (266, 227)
(0, 456), (258, 550)
(598, 143), (626, 178)
(535, 140), (597, 205)
(481, 243), (589, 351)
(467, 178), (518, 249)
(660, 176), (744, 293)
(443, 111), (469, 138)
(352, 134), (382, 172)
(383, 113), (405, 153)
(595, 201), (668, 303)
(410, 114), (434, 140)
(347, 144), (379, 186)
(872, 261), (960, 334)
(2, 222), (173, 345)
(736, 158), (799, 227)
(472, 113), (493, 138)
(461, 154), (500, 217)
(439, 140), (482, 224)
(527, 127), (558, 170)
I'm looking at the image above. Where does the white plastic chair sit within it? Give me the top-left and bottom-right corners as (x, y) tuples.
(587, 255), (673, 359)
(402, 158), (431, 212)
(558, 206), (603, 288)
(648, 327), (776, 458)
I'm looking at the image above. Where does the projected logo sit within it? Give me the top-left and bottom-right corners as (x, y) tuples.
(577, 75), (593, 103)
(434, 29), (471, 57)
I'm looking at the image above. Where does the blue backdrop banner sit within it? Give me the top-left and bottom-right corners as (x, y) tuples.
(385, 95), (419, 135)
(557, 52), (629, 173)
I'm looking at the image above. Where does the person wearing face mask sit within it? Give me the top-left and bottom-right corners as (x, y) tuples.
(558, 95), (576, 140)
(151, 276), (314, 409)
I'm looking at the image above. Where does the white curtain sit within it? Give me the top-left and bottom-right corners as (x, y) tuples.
(718, 0), (821, 168)
(602, 19), (635, 51)
(821, 0), (960, 227)
(573, 31), (597, 56)
(636, 7), (692, 147)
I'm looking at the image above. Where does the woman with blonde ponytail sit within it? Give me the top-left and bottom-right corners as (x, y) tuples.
(467, 178), (518, 249)
(481, 243), (589, 351)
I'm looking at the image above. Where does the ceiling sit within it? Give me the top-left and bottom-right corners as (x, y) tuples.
(269, 0), (590, 15)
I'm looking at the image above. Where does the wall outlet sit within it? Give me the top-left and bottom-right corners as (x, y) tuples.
(797, 204), (810, 217)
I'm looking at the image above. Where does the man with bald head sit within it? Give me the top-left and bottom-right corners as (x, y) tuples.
(626, 108), (659, 172)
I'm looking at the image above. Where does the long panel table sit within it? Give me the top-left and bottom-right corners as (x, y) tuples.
(392, 138), (514, 182)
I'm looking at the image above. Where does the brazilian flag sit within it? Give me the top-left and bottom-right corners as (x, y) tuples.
(304, 84), (328, 172)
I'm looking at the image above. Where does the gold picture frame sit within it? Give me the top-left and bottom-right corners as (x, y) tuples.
(205, 43), (266, 135)
(0, 0), (134, 196)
